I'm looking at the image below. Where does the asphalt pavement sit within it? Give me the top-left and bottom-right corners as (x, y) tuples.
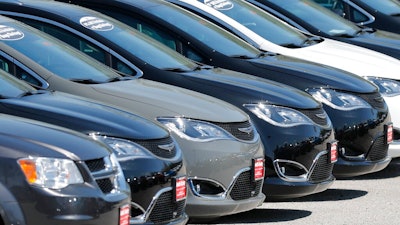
(190, 158), (400, 225)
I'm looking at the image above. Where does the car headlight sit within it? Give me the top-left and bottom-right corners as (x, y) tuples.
(92, 135), (152, 161)
(157, 117), (232, 142)
(366, 77), (400, 97)
(18, 157), (84, 189)
(308, 89), (370, 111)
(243, 103), (314, 127)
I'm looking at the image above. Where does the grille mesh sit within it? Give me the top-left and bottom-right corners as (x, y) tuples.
(96, 178), (114, 193)
(214, 120), (255, 141)
(309, 153), (334, 183)
(230, 171), (263, 201)
(367, 136), (388, 161)
(299, 108), (329, 127)
(358, 92), (385, 109)
(148, 190), (186, 223)
(84, 157), (117, 194)
(85, 158), (106, 172)
(135, 137), (176, 159)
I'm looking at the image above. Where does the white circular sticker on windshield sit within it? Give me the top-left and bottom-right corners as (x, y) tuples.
(79, 16), (114, 31)
(204, 0), (234, 10)
(0, 25), (24, 41)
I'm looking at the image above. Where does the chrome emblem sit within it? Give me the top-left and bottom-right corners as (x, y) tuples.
(238, 126), (253, 134)
(374, 96), (384, 102)
(315, 112), (327, 119)
(158, 143), (175, 152)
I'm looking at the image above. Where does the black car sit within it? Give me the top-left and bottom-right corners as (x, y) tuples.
(314, 0), (400, 34)
(55, 0), (391, 179)
(0, 1), (340, 201)
(0, 113), (131, 225)
(246, 0), (400, 60)
(0, 71), (188, 225)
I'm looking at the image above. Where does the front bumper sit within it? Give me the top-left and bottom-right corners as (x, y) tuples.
(121, 156), (187, 224)
(333, 155), (392, 178)
(18, 185), (131, 225)
(185, 189), (265, 219)
(174, 133), (265, 218)
(263, 175), (335, 200)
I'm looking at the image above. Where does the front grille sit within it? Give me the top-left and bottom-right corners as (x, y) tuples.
(358, 92), (385, 109)
(309, 153), (334, 183)
(96, 178), (114, 193)
(135, 136), (176, 159)
(85, 158), (106, 172)
(148, 190), (186, 223)
(214, 120), (255, 141)
(367, 136), (388, 161)
(299, 108), (329, 127)
(84, 157), (118, 194)
(230, 171), (263, 201)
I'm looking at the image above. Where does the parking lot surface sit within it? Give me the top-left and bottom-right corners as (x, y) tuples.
(190, 158), (400, 225)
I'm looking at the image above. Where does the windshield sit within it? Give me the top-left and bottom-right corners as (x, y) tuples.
(199, 0), (310, 46)
(0, 22), (121, 83)
(146, 2), (260, 58)
(78, 15), (199, 71)
(269, 0), (361, 36)
(360, 0), (400, 16)
(0, 70), (36, 98)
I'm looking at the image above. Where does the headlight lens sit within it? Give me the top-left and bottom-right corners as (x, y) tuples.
(93, 136), (152, 160)
(18, 157), (83, 189)
(244, 103), (313, 127)
(308, 89), (370, 110)
(366, 77), (400, 97)
(157, 117), (232, 142)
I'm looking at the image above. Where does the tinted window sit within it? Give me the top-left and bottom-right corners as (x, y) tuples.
(360, 0), (400, 15)
(1, 20), (121, 83)
(269, 0), (360, 36)
(199, 0), (309, 46)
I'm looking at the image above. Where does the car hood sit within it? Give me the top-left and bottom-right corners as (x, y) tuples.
(259, 38), (400, 80)
(0, 90), (170, 140)
(246, 53), (377, 93)
(186, 66), (322, 109)
(0, 114), (109, 161)
(90, 78), (249, 123)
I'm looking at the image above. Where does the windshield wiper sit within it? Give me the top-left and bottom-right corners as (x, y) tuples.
(354, 27), (375, 36)
(70, 78), (102, 84)
(300, 36), (323, 47)
(230, 54), (255, 59)
(106, 76), (135, 82)
(163, 67), (190, 72)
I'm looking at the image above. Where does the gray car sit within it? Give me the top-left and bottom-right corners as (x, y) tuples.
(0, 16), (265, 219)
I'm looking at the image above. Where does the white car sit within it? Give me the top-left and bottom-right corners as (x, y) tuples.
(168, 0), (400, 157)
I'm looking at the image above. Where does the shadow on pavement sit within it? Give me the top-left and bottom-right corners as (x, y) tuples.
(192, 208), (311, 224)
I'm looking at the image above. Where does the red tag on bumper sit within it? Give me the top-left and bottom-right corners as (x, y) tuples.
(174, 176), (187, 202)
(253, 158), (265, 181)
(119, 204), (130, 225)
(387, 124), (393, 144)
(328, 142), (338, 163)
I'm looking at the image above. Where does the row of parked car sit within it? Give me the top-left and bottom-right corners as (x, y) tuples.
(0, 0), (398, 224)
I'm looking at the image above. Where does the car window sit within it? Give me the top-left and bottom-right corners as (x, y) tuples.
(360, 0), (400, 15)
(349, 6), (370, 23)
(0, 55), (41, 87)
(1, 20), (122, 83)
(269, 0), (360, 36)
(0, 59), (36, 98)
(199, 0), (310, 46)
(100, 11), (209, 63)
